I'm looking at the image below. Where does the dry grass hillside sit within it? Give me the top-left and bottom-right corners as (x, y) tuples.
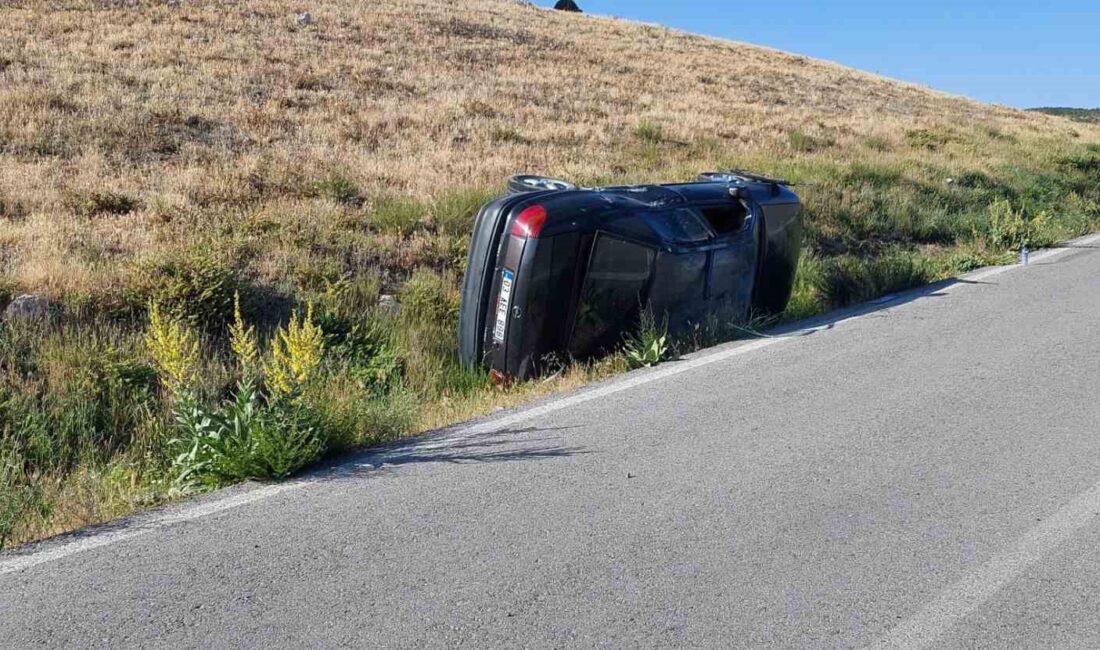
(2, 0), (1099, 547)
(2, 0), (1095, 299)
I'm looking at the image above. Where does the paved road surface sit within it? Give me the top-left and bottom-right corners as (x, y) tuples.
(3, 236), (1100, 648)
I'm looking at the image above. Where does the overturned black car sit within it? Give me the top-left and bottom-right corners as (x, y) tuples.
(458, 172), (802, 380)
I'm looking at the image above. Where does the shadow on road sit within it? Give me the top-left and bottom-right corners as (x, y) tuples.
(311, 425), (589, 482)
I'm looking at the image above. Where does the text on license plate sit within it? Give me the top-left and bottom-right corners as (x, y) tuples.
(493, 269), (514, 342)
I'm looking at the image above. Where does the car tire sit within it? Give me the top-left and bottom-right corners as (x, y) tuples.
(507, 175), (576, 194)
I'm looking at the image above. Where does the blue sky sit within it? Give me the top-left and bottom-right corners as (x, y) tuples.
(540, 1), (1099, 108)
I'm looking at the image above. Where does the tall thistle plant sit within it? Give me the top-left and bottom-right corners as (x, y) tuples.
(266, 304), (325, 400)
(228, 292), (259, 379)
(145, 300), (199, 399)
(146, 296), (327, 493)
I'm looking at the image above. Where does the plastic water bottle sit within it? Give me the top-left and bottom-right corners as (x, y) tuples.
(1020, 245), (1030, 265)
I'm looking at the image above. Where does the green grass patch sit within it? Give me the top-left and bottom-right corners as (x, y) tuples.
(789, 129), (835, 153)
(905, 126), (958, 151)
(64, 190), (140, 217)
(634, 120), (664, 144)
(312, 174), (364, 207)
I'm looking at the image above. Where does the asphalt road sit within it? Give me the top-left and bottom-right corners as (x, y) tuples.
(3, 236), (1100, 648)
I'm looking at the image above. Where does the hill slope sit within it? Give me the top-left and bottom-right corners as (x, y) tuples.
(1, 0), (1099, 547)
(1, 0), (1097, 297)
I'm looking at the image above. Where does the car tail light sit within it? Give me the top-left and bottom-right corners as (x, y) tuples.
(510, 205), (547, 239)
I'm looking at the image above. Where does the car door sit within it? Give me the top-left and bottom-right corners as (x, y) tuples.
(567, 233), (657, 358)
(698, 200), (760, 319)
(645, 208), (713, 332)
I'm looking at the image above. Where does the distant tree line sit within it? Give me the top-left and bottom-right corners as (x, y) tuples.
(1027, 107), (1100, 123)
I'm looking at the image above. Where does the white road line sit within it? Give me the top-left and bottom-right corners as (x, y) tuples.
(869, 480), (1100, 649)
(3, 233), (1098, 576)
(0, 481), (305, 577)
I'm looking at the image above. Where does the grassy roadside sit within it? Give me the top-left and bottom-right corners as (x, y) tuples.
(3, 136), (1099, 550)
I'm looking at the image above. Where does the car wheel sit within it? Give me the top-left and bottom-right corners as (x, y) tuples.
(507, 175), (576, 194)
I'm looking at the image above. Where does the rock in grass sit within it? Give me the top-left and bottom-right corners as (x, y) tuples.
(4, 294), (50, 321)
(296, 12), (314, 26)
(378, 294), (400, 314)
(554, 0), (582, 12)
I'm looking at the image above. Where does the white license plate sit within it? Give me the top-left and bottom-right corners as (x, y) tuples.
(493, 269), (514, 342)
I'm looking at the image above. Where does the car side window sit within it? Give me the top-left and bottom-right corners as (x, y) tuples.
(649, 208), (712, 244)
(699, 203), (749, 235)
